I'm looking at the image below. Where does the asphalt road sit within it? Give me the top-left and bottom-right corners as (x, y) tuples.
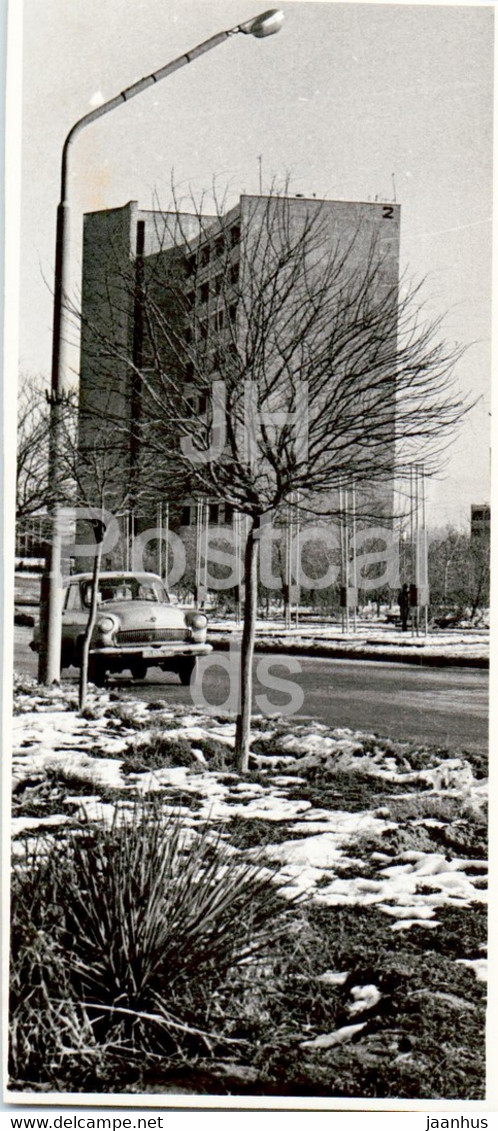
(15, 628), (488, 752)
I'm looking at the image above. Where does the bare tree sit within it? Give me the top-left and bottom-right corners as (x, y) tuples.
(16, 367), (165, 705)
(18, 373), (159, 704)
(77, 189), (469, 768)
(428, 526), (490, 620)
(16, 374), (52, 522)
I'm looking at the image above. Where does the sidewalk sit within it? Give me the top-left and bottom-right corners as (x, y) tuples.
(208, 618), (489, 668)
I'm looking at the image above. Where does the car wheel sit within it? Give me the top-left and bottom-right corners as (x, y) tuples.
(131, 661), (148, 681)
(88, 657), (107, 687)
(178, 658), (196, 686)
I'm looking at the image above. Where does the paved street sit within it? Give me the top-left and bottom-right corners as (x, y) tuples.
(15, 628), (488, 752)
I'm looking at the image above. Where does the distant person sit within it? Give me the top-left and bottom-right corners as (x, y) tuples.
(398, 583), (410, 632)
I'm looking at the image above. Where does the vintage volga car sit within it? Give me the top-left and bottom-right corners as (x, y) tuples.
(31, 571), (212, 685)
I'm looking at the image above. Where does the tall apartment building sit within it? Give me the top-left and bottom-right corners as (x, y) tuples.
(78, 193), (400, 573)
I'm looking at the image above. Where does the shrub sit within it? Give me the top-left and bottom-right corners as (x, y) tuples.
(9, 803), (289, 1091)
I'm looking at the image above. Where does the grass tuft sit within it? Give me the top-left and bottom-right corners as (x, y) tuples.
(192, 737), (235, 770)
(9, 803), (289, 1091)
(121, 733), (196, 773)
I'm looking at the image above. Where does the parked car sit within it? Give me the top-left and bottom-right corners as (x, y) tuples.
(31, 570), (212, 685)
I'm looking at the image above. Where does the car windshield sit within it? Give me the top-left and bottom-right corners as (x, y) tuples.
(81, 577), (169, 607)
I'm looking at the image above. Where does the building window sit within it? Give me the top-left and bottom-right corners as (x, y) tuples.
(230, 262), (239, 286)
(209, 503), (219, 524)
(181, 505), (191, 526)
(198, 388), (209, 414)
(211, 347), (223, 371)
(212, 273), (223, 296)
(200, 281), (209, 304)
(136, 220), (145, 256)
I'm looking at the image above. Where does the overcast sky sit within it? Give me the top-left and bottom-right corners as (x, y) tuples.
(17, 0), (493, 529)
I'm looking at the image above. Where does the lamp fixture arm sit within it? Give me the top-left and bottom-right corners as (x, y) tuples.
(60, 27), (238, 200)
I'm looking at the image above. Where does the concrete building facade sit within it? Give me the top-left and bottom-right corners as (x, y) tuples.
(77, 194), (400, 586)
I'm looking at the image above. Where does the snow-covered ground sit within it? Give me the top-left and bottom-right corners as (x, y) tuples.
(10, 676), (488, 972)
(209, 619), (489, 664)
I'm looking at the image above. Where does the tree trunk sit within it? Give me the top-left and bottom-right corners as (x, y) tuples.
(79, 536), (103, 710)
(470, 565), (484, 621)
(234, 518), (260, 773)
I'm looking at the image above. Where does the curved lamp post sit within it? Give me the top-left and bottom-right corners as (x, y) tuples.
(38, 9), (284, 683)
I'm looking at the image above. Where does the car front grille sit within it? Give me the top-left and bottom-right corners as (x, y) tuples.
(116, 628), (188, 645)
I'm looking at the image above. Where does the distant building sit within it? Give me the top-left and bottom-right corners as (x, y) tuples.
(470, 504), (490, 541)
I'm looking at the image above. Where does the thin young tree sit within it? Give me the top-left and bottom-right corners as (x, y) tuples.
(55, 384), (161, 707)
(77, 189), (470, 769)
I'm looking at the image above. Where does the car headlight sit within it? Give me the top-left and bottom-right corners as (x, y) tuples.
(191, 614), (208, 630)
(97, 616), (116, 634)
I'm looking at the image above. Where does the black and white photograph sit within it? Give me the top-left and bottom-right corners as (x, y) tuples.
(3, 0), (493, 1109)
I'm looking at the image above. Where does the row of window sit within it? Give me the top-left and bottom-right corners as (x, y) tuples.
(184, 390), (209, 415)
(184, 265), (239, 311)
(184, 225), (241, 277)
(184, 302), (238, 344)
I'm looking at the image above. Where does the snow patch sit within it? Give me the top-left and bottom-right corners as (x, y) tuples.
(456, 958), (488, 982)
(300, 1023), (367, 1050)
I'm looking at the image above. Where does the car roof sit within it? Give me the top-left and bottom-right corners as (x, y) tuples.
(64, 571), (164, 585)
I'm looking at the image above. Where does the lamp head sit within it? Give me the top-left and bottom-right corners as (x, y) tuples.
(238, 9), (284, 37)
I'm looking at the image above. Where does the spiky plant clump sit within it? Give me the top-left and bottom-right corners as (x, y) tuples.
(9, 804), (290, 1090)
(9, 844), (101, 1090)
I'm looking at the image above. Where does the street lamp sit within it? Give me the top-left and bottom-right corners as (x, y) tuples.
(38, 9), (284, 683)
(239, 9), (284, 35)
